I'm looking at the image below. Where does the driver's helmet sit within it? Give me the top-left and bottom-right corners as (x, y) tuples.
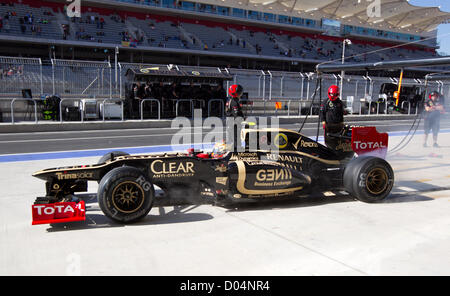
(211, 141), (228, 158)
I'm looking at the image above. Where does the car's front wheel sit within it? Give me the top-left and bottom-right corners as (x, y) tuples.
(98, 166), (154, 223)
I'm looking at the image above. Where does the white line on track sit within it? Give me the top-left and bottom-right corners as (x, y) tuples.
(0, 132), (223, 144)
(0, 118), (422, 137)
(0, 142), (211, 157)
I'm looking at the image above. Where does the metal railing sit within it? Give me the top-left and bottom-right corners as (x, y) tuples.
(401, 101), (419, 115)
(208, 99), (225, 117)
(140, 99), (161, 120)
(10, 98), (38, 124)
(175, 99), (195, 118)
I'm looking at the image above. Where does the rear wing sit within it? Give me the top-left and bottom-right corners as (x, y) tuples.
(351, 127), (388, 159)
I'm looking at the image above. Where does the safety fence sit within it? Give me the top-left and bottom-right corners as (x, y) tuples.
(51, 59), (115, 97)
(0, 57), (118, 98)
(0, 56), (43, 95)
(2, 57), (449, 100)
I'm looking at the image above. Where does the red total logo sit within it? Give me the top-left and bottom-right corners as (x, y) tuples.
(32, 201), (86, 225)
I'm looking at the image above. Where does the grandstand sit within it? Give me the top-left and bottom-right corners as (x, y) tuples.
(0, 0), (448, 70)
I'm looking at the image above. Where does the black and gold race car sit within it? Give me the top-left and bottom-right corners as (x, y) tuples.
(31, 125), (393, 225)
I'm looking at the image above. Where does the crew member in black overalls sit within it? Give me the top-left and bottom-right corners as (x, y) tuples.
(423, 91), (445, 148)
(226, 84), (245, 151)
(320, 85), (345, 150)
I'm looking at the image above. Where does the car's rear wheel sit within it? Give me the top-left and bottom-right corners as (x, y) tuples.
(344, 156), (394, 203)
(98, 166), (154, 223)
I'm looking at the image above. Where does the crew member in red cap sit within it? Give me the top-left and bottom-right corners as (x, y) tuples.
(226, 84), (245, 151)
(226, 84), (244, 118)
(423, 91), (445, 148)
(320, 85), (345, 149)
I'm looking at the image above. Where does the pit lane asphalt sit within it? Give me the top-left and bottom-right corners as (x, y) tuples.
(2, 117), (448, 155)
(0, 131), (449, 275)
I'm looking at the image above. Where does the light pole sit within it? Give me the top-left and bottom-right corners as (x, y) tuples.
(340, 38), (352, 99)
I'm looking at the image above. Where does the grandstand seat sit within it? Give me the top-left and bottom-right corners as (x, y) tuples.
(0, 0), (441, 62)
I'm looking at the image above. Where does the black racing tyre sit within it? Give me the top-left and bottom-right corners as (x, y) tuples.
(98, 151), (130, 164)
(98, 166), (154, 223)
(343, 156), (394, 203)
(343, 156), (368, 196)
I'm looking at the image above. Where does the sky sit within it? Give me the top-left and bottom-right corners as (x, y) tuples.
(409, 0), (450, 55)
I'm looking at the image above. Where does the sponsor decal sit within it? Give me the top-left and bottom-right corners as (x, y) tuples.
(248, 192), (292, 198)
(216, 177), (228, 186)
(255, 168), (292, 187)
(230, 152), (259, 161)
(56, 172), (94, 180)
(274, 133), (288, 149)
(214, 164), (227, 173)
(32, 201), (86, 225)
(353, 141), (386, 150)
(243, 160), (267, 166)
(265, 154), (303, 164)
(235, 161), (303, 195)
(335, 141), (353, 152)
(351, 126), (388, 158)
(300, 140), (318, 148)
(150, 160), (195, 178)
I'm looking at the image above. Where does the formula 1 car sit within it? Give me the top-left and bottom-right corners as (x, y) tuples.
(31, 125), (393, 225)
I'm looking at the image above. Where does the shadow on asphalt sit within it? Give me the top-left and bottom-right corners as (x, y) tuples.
(46, 203), (213, 232)
(382, 194), (434, 203)
(222, 191), (434, 213)
(46, 188), (436, 232)
(222, 195), (355, 212)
